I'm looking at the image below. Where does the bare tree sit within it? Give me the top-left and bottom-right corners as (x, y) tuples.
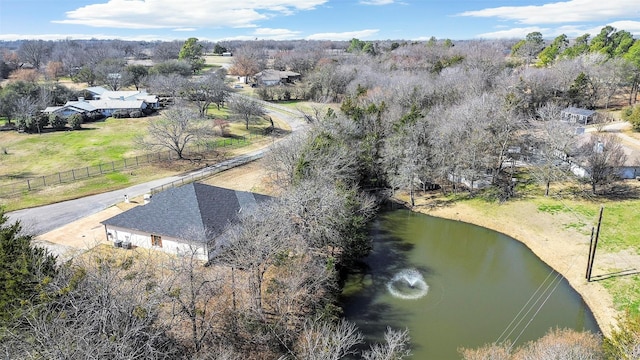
(575, 133), (627, 194)
(17, 40), (52, 69)
(530, 103), (577, 196)
(513, 328), (603, 360)
(228, 45), (266, 84)
(266, 132), (309, 188)
(153, 40), (184, 61)
(264, 254), (334, 349)
(163, 241), (225, 354)
(3, 252), (180, 360)
(137, 104), (211, 159)
(591, 57), (629, 109)
(146, 73), (189, 100)
(181, 70), (229, 117)
(215, 201), (289, 313)
(95, 58), (127, 91)
(228, 96), (266, 129)
(13, 96), (42, 134)
(383, 118), (433, 207)
(293, 318), (363, 360)
(459, 343), (511, 360)
(361, 327), (412, 360)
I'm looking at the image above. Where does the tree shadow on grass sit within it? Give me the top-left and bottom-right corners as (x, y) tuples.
(597, 182), (640, 200)
(0, 171), (36, 180)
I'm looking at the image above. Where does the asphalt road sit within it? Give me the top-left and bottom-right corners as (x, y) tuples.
(7, 104), (308, 235)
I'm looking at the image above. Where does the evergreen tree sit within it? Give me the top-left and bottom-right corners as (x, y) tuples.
(0, 209), (57, 322)
(178, 37), (205, 74)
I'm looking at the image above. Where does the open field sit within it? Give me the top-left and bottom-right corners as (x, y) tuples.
(0, 117), (149, 184)
(1, 108), (290, 211)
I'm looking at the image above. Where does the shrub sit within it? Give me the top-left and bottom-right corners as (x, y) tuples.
(460, 328), (603, 359)
(68, 113), (83, 130)
(48, 113), (67, 129)
(129, 110), (143, 118)
(622, 105), (640, 131)
(603, 313), (640, 359)
(86, 112), (104, 122)
(112, 110), (129, 119)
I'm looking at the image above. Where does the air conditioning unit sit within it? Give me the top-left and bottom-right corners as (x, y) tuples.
(122, 241), (132, 249)
(114, 240), (123, 248)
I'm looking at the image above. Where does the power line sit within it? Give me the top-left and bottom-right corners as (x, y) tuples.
(495, 269), (563, 345)
(494, 268), (556, 344)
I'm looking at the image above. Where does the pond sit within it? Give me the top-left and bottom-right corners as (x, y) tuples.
(341, 209), (599, 359)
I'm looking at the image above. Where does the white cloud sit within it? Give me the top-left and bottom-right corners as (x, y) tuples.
(605, 20), (640, 36)
(459, 0), (640, 25)
(475, 20), (640, 39)
(306, 29), (379, 41)
(474, 27), (549, 39)
(52, 0), (328, 29)
(173, 28), (197, 32)
(0, 33), (183, 41)
(360, 0), (395, 5)
(253, 27), (301, 40)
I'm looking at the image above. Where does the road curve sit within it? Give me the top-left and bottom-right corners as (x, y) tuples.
(7, 103), (309, 235)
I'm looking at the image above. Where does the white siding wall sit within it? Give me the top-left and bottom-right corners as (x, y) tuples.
(104, 225), (209, 261)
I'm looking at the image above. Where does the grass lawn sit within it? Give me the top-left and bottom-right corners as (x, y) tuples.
(0, 107), (278, 211)
(0, 117), (148, 184)
(2, 164), (183, 211)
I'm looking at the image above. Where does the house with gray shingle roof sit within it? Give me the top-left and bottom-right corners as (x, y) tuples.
(561, 107), (598, 125)
(101, 183), (271, 261)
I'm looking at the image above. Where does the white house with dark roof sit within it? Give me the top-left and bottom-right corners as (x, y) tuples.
(101, 183), (271, 261)
(561, 107), (598, 125)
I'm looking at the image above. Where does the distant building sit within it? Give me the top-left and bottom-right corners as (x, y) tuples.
(254, 69), (301, 86)
(561, 107), (597, 125)
(43, 86), (159, 118)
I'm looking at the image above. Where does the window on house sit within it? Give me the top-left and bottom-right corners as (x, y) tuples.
(151, 234), (162, 247)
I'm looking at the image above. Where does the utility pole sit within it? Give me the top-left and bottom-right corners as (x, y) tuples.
(586, 226), (595, 280)
(586, 206), (604, 282)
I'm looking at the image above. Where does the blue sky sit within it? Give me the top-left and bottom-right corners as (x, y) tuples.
(1, 0), (639, 42)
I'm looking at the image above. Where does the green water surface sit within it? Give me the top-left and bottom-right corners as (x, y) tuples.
(341, 209), (599, 359)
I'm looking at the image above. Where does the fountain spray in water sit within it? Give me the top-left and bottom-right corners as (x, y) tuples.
(387, 269), (429, 300)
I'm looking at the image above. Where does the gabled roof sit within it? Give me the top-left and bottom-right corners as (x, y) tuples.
(562, 107), (596, 117)
(65, 101), (98, 112)
(85, 86), (108, 95)
(43, 99), (145, 114)
(101, 90), (143, 101)
(89, 99), (145, 110)
(85, 87), (157, 103)
(255, 69), (301, 81)
(102, 183), (271, 242)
